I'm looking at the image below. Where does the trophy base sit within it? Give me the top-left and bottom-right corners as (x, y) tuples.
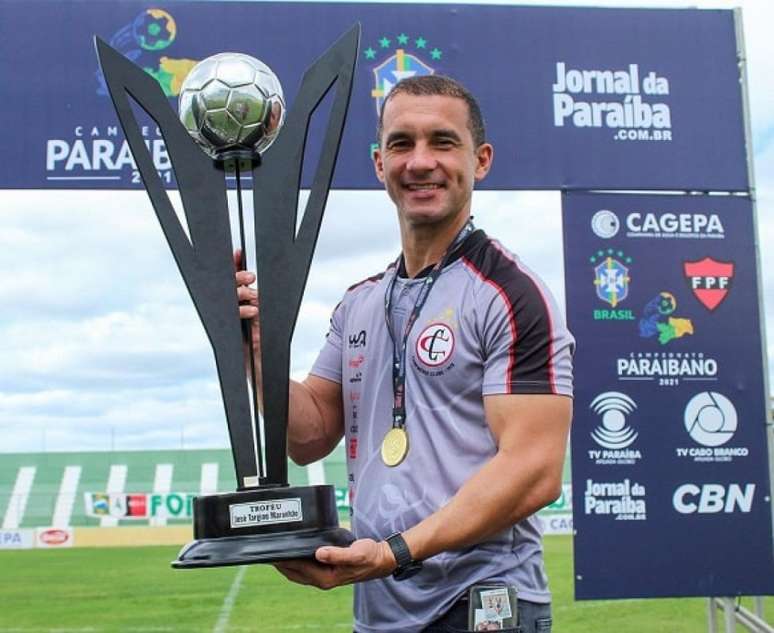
(172, 526), (354, 568)
(172, 484), (354, 569)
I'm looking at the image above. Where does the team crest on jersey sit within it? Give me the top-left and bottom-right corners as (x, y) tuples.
(415, 322), (455, 367)
(683, 257), (734, 311)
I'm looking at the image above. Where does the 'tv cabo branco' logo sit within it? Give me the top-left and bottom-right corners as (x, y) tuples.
(96, 8), (197, 97)
(364, 32), (442, 154)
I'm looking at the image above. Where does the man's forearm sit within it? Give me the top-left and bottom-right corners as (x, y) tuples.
(401, 394), (572, 563)
(401, 447), (561, 562)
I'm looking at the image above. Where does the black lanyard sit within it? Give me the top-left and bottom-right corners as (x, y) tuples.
(383, 221), (474, 430)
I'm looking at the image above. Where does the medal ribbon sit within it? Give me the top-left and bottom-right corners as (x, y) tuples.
(384, 220), (475, 430)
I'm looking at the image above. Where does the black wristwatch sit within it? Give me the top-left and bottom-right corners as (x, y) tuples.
(385, 532), (423, 581)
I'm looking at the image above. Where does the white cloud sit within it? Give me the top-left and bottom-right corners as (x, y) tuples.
(1, 0), (771, 454)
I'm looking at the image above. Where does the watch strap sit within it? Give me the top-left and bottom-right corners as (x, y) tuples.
(386, 532), (413, 569)
(386, 532), (422, 581)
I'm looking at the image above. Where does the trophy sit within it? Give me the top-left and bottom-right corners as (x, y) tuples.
(95, 25), (360, 568)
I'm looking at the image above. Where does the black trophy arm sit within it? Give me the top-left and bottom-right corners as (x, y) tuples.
(95, 37), (258, 487)
(252, 24), (360, 486)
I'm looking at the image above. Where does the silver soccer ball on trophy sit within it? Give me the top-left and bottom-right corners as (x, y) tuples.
(179, 53), (286, 160)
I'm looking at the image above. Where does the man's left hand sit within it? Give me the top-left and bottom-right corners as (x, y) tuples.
(274, 538), (396, 590)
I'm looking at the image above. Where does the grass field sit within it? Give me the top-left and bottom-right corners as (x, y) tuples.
(0, 536), (770, 632)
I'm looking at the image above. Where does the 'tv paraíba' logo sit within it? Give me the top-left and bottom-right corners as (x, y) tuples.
(683, 257), (735, 311)
(591, 249), (635, 321)
(96, 8), (197, 97)
(364, 32), (440, 154)
(587, 392), (642, 466)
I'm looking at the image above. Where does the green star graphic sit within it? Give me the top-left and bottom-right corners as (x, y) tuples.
(415, 36), (427, 49)
(397, 33), (409, 45)
(364, 47), (376, 60)
(430, 48), (442, 60)
(379, 36), (391, 48)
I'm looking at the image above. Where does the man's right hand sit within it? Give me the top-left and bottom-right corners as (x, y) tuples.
(233, 249), (344, 465)
(234, 249), (261, 362)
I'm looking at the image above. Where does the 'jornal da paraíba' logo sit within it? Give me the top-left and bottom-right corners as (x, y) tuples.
(552, 62), (672, 142)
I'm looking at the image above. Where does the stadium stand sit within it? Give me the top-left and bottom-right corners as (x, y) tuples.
(0, 447), (348, 528)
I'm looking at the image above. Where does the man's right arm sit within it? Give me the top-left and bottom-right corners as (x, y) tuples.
(235, 261), (344, 466)
(287, 376), (344, 465)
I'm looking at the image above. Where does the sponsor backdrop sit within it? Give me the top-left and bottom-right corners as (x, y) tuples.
(563, 191), (773, 599)
(2, 1), (747, 190)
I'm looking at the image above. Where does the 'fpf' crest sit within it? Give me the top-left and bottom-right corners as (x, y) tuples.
(683, 257), (734, 311)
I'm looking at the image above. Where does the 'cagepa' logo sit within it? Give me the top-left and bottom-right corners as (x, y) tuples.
(683, 257), (735, 311)
(589, 392), (638, 449)
(96, 8), (197, 97)
(364, 33), (441, 115)
(591, 249), (632, 307)
(415, 323), (455, 367)
(684, 391), (737, 447)
(624, 212), (724, 239)
(590, 210), (620, 239)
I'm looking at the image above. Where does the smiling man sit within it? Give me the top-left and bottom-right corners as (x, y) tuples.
(236, 75), (574, 633)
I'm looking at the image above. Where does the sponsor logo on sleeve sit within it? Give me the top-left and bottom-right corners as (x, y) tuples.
(347, 330), (367, 349)
(349, 437), (358, 460)
(683, 257), (734, 311)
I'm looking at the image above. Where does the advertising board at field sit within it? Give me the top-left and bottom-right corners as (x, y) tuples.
(0, 2), (747, 191)
(0, 529), (35, 550)
(563, 192), (773, 599)
(85, 491), (195, 520)
(35, 527), (74, 548)
(538, 484), (573, 535)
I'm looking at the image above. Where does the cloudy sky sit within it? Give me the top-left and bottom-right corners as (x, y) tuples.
(1, 0), (772, 454)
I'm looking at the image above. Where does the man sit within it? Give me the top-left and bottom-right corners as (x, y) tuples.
(236, 75), (574, 632)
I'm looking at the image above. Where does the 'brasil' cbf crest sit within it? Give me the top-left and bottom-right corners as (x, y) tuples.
(178, 52), (286, 160)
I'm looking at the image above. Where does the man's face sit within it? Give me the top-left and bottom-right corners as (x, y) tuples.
(373, 93), (493, 229)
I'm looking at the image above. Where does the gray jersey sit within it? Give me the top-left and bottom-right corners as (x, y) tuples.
(311, 230), (574, 633)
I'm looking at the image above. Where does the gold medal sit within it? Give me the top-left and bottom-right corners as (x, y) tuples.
(381, 427), (409, 467)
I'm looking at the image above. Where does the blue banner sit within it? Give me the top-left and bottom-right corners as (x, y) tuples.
(1, 1), (748, 190)
(563, 191), (773, 599)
